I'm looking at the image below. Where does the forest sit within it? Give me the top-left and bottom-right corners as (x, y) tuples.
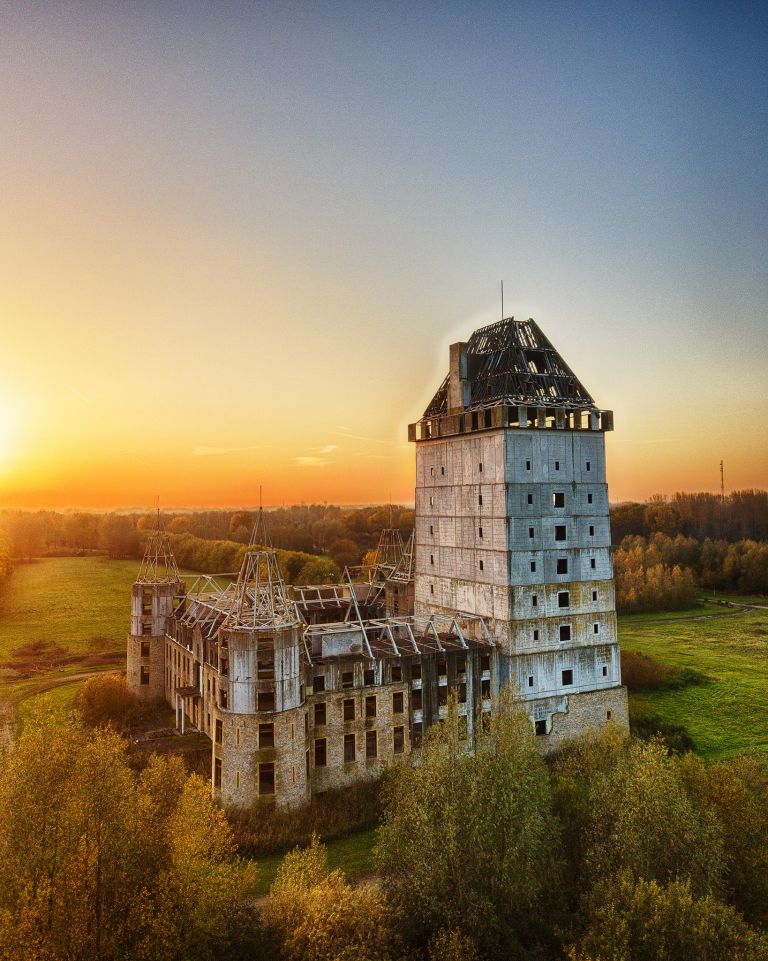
(1, 687), (766, 961)
(0, 491), (766, 614)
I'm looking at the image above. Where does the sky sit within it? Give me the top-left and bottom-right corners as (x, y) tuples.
(0, 0), (766, 509)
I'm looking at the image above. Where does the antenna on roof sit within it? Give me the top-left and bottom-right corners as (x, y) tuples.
(720, 460), (725, 502)
(501, 280), (504, 320)
(156, 495), (160, 531)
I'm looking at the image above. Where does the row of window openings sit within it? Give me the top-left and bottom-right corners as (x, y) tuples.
(213, 758), (275, 794)
(529, 622), (601, 643)
(312, 665), (403, 692)
(428, 461), (593, 478)
(428, 492), (594, 510)
(315, 727), (405, 765)
(529, 664), (609, 688)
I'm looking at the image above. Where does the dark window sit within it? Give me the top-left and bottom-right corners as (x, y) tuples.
(412, 688), (422, 710)
(586, 461), (591, 471)
(314, 702), (326, 726)
(215, 719), (223, 744)
(313, 675), (325, 693)
(458, 683), (467, 703)
(562, 669), (573, 686)
(557, 558), (568, 574)
(555, 460), (560, 470)
(533, 629), (539, 640)
(314, 738), (327, 767)
(365, 695), (377, 719)
(592, 590), (598, 601)
(594, 623), (599, 634)
(553, 492), (565, 508)
(555, 525), (566, 541)
(140, 666), (150, 685)
(366, 730), (378, 758)
(394, 726), (405, 754)
(393, 691), (404, 714)
(259, 722), (274, 748)
(535, 719), (547, 736)
(430, 584), (434, 594)
(456, 656), (466, 675)
(438, 685), (448, 706)
(478, 494), (483, 506)
(343, 698), (355, 721)
(220, 689), (228, 709)
(364, 668), (375, 686)
(441, 466), (445, 475)
(530, 561), (536, 572)
(591, 558), (596, 569)
(589, 525), (595, 536)
(560, 625), (571, 642)
(558, 591), (570, 608)
(344, 733), (355, 762)
(257, 690), (274, 712)
(587, 493), (593, 504)
(602, 665), (608, 677)
(411, 662), (422, 681)
(259, 762), (275, 795)
(214, 758), (222, 788)
(532, 594), (538, 607)
(438, 659), (446, 678)
(341, 670), (354, 689)
(479, 560), (484, 571)
(140, 641), (150, 658)
(480, 653), (490, 672)
(481, 678), (491, 698)
(529, 527), (535, 538)
(430, 554), (434, 565)
(412, 722), (423, 748)
(607, 709), (612, 720)
(526, 460), (531, 471)
(528, 675), (534, 687)
(479, 462), (483, 473)
(478, 526), (483, 538)
(527, 492), (533, 504)
(429, 524), (434, 535)
(391, 665), (402, 682)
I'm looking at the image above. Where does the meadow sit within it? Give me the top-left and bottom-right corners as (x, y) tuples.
(619, 604), (768, 760)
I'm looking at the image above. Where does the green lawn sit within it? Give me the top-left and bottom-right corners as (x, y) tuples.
(251, 827), (378, 897)
(619, 607), (768, 760)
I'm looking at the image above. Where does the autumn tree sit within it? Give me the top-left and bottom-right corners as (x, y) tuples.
(98, 513), (139, 558)
(0, 710), (260, 961)
(569, 872), (768, 961)
(375, 697), (561, 959)
(76, 673), (138, 730)
(262, 836), (399, 961)
(583, 739), (723, 897)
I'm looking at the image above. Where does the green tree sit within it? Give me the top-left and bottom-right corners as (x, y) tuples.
(375, 697), (561, 959)
(584, 739), (723, 897)
(570, 873), (768, 961)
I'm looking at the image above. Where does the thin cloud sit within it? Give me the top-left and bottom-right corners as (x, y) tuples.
(68, 385), (89, 403)
(296, 456), (330, 467)
(316, 444), (337, 454)
(192, 445), (262, 457)
(334, 430), (393, 445)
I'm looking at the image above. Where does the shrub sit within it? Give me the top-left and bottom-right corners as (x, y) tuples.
(76, 673), (138, 730)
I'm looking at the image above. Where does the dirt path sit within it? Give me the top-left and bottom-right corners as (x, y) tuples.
(630, 601), (767, 625)
(0, 668), (117, 754)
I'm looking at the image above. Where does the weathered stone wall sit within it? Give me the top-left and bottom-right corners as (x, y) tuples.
(544, 686), (629, 750)
(126, 632), (165, 702)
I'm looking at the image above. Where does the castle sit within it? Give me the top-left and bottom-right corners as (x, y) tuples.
(127, 317), (628, 808)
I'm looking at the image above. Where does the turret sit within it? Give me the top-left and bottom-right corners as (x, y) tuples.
(127, 526), (185, 702)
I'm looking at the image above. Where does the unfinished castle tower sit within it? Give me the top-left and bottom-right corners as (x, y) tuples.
(409, 317), (628, 744)
(127, 527), (185, 702)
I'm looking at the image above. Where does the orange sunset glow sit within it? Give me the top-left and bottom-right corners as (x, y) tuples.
(1, 3), (766, 510)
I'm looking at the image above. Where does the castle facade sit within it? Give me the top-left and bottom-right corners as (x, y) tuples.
(127, 317), (628, 808)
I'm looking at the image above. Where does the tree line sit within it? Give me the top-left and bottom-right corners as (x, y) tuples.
(611, 490), (768, 543)
(3, 690), (767, 961)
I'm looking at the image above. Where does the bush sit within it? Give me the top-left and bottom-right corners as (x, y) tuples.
(76, 673), (138, 730)
(262, 836), (400, 961)
(629, 712), (695, 755)
(229, 778), (382, 856)
(620, 651), (671, 691)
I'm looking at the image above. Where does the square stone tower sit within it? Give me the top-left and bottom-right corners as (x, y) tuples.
(408, 317), (628, 743)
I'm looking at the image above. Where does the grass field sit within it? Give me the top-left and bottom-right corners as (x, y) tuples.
(619, 606), (768, 760)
